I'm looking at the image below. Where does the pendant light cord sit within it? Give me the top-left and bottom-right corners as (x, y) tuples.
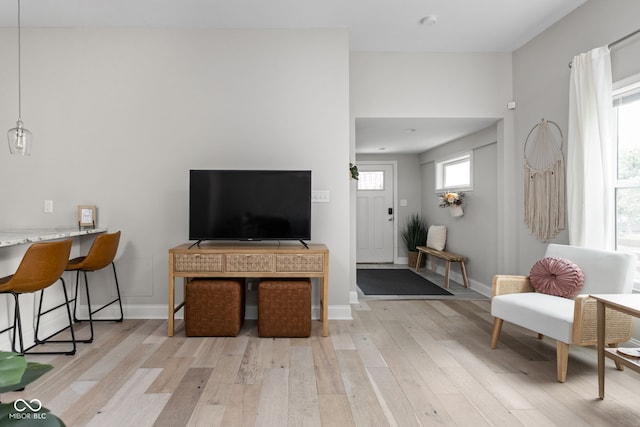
(17, 0), (23, 121)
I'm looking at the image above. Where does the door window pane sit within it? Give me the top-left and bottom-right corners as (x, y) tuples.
(358, 171), (384, 190)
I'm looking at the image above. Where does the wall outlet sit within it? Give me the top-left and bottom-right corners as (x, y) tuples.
(43, 199), (53, 213)
(312, 190), (330, 203)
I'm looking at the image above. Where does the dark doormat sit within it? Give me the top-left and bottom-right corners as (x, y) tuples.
(357, 268), (453, 296)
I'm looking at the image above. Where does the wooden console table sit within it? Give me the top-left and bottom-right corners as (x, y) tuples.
(592, 294), (640, 399)
(168, 242), (329, 337)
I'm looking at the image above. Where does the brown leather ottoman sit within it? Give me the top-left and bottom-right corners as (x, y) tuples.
(185, 279), (245, 336)
(258, 279), (311, 338)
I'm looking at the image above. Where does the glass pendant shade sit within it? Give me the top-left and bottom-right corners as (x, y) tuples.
(8, 119), (32, 155)
(8, 0), (32, 156)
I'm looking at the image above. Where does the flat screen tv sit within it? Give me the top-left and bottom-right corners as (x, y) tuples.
(189, 170), (312, 243)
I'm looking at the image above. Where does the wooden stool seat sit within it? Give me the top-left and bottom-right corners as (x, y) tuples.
(258, 280), (311, 338)
(185, 279), (245, 337)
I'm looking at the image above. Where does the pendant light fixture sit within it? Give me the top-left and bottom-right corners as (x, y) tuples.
(7, 0), (32, 156)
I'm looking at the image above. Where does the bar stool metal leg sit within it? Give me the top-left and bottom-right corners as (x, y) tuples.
(32, 277), (77, 355)
(72, 261), (124, 343)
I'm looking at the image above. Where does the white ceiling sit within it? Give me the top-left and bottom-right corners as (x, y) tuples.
(0, 0), (587, 53)
(356, 118), (499, 155)
(0, 0), (587, 153)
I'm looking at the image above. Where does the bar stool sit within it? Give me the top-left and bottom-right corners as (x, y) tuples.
(65, 231), (123, 343)
(0, 239), (77, 355)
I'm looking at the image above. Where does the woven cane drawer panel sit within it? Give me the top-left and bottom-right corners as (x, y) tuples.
(276, 254), (324, 272)
(225, 254), (274, 272)
(174, 254), (223, 272)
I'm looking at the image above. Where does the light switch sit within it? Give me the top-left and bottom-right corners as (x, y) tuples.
(312, 190), (330, 203)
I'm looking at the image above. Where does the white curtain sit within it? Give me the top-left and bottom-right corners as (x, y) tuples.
(567, 46), (614, 249)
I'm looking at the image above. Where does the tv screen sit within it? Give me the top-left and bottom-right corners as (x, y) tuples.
(189, 170), (312, 242)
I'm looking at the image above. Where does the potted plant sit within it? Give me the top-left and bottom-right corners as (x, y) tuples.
(349, 163), (359, 180)
(438, 191), (465, 217)
(401, 213), (428, 268)
(0, 352), (65, 426)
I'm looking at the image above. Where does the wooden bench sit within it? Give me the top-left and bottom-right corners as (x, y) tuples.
(415, 245), (469, 289)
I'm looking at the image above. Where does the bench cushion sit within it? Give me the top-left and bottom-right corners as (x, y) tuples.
(491, 292), (574, 343)
(426, 225), (446, 251)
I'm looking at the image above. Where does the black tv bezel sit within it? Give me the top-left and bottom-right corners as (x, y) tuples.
(188, 169), (312, 243)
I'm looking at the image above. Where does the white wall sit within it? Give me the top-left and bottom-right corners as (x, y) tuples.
(420, 126), (498, 292)
(513, 0), (640, 272)
(350, 52), (515, 295)
(351, 53), (513, 118)
(0, 28), (352, 332)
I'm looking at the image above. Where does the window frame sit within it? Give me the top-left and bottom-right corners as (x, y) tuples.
(435, 151), (473, 192)
(613, 73), (640, 291)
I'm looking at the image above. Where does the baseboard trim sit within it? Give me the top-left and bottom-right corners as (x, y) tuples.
(78, 303), (353, 321)
(349, 291), (359, 304)
(428, 264), (491, 297)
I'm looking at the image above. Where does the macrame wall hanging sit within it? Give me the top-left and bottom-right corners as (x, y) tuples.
(524, 119), (565, 241)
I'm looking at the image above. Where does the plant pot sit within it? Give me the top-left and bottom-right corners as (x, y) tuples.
(407, 251), (426, 268)
(450, 205), (464, 217)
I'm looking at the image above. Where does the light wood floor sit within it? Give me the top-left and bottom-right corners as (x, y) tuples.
(4, 298), (640, 426)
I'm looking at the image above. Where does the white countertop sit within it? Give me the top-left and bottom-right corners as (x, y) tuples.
(0, 227), (107, 248)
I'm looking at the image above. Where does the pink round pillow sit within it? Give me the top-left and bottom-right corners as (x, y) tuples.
(529, 257), (585, 298)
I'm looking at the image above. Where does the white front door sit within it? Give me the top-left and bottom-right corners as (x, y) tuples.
(356, 163), (395, 263)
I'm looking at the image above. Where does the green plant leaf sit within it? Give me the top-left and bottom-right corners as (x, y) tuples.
(0, 354), (61, 426)
(0, 353), (27, 390)
(8, 363), (53, 394)
(349, 163), (359, 180)
(400, 213), (428, 252)
(0, 353), (53, 394)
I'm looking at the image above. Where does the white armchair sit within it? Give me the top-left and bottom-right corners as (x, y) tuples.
(490, 244), (635, 382)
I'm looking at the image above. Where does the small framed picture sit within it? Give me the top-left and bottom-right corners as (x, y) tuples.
(78, 205), (96, 227)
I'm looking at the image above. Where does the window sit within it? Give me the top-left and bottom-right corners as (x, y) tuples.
(435, 151), (473, 192)
(613, 76), (640, 288)
(357, 171), (384, 190)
